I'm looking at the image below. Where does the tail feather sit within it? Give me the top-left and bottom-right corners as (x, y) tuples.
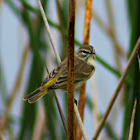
(28, 91), (47, 103)
(23, 87), (47, 103)
(23, 88), (41, 100)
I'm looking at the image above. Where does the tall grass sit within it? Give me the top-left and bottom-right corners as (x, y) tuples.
(0, 0), (139, 140)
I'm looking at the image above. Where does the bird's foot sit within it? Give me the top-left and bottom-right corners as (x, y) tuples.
(74, 99), (77, 105)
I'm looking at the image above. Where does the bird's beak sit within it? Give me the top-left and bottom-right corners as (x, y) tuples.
(92, 51), (96, 55)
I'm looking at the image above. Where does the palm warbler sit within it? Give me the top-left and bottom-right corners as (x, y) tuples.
(23, 45), (96, 103)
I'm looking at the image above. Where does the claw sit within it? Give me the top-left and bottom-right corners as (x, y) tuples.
(74, 99), (77, 105)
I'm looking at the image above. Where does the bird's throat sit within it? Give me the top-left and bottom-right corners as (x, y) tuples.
(87, 56), (95, 67)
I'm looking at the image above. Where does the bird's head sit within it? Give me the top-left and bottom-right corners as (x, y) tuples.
(76, 45), (96, 66)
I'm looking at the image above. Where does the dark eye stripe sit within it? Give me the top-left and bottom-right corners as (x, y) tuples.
(82, 50), (90, 54)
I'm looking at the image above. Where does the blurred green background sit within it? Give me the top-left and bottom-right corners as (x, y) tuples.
(0, 0), (139, 140)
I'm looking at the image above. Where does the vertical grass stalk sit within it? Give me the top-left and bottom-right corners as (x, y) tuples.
(77, 0), (93, 139)
(67, 0), (75, 139)
(92, 37), (140, 140)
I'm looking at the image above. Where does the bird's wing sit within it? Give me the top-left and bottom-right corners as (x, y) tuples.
(41, 58), (67, 86)
(47, 57), (95, 90)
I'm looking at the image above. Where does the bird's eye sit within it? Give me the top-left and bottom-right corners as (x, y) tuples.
(81, 50), (88, 55)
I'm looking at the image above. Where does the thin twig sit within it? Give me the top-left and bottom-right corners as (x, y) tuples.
(74, 104), (88, 140)
(54, 93), (67, 134)
(37, 0), (61, 63)
(37, 0), (67, 135)
(44, 64), (67, 134)
(128, 99), (137, 140)
(92, 36), (140, 140)
(38, 0), (88, 139)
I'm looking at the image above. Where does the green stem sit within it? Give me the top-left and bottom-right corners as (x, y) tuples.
(18, 4), (44, 140)
(0, 61), (7, 105)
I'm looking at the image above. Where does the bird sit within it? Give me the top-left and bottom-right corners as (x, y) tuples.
(23, 45), (96, 103)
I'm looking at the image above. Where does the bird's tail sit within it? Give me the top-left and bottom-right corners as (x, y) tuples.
(23, 87), (47, 103)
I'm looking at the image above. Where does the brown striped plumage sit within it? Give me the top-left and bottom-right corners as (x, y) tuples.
(23, 45), (96, 103)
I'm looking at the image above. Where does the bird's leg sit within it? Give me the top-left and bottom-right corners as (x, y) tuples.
(74, 99), (77, 105)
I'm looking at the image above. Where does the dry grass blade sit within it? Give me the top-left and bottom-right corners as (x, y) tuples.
(92, 11), (111, 36)
(55, 0), (67, 59)
(0, 0), (4, 9)
(77, 0), (93, 139)
(33, 103), (45, 140)
(83, 0), (92, 45)
(54, 93), (67, 134)
(128, 99), (137, 140)
(37, 0), (61, 63)
(105, 0), (122, 70)
(92, 10), (126, 58)
(74, 104), (88, 140)
(0, 45), (29, 131)
(76, 84), (86, 139)
(92, 37), (140, 140)
(0, 132), (3, 140)
(91, 78), (100, 138)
